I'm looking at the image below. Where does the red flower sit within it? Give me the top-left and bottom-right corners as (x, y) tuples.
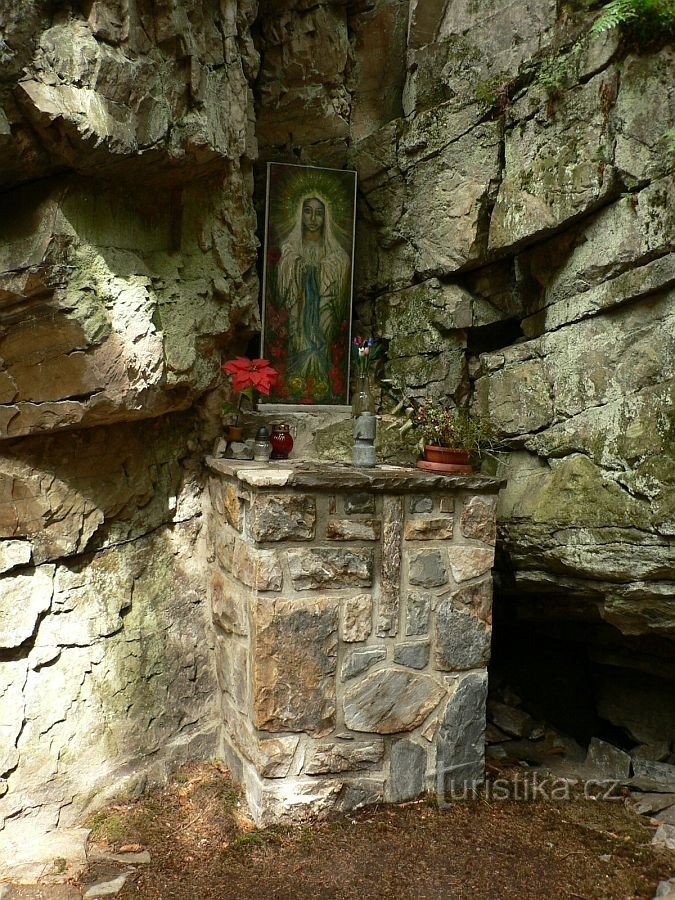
(221, 356), (279, 396)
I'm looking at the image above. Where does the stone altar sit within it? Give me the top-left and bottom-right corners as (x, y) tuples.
(206, 459), (501, 823)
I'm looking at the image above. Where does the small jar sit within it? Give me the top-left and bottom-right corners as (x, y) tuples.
(270, 423), (294, 460)
(253, 426), (272, 462)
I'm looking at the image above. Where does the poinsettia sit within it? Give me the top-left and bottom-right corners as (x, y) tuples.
(221, 356), (279, 424)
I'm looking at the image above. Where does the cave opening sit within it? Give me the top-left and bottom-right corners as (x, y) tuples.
(488, 581), (675, 767)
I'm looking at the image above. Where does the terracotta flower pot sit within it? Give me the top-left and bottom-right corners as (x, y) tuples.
(225, 425), (243, 442)
(423, 445), (471, 466)
(416, 445), (473, 474)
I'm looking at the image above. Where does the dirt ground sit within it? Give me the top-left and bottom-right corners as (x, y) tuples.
(73, 762), (673, 900)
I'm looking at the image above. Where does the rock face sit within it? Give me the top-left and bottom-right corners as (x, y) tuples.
(0, 0), (259, 868)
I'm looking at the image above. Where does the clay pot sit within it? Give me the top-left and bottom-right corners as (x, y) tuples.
(423, 445), (471, 466)
(225, 425), (243, 442)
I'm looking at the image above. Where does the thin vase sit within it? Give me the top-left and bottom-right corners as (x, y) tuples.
(352, 373), (376, 417)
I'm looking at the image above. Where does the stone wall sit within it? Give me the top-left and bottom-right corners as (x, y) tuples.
(206, 459), (500, 822)
(0, 0), (260, 868)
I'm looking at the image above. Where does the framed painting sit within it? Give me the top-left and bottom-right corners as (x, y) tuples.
(261, 162), (357, 405)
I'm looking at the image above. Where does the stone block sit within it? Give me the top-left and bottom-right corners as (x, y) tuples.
(327, 519), (380, 541)
(446, 547), (494, 583)
(343, 669), (445, 734)
(215, 637), (249, 713)
(341, 647), (386, 681)
(586, 738), (631, 780)
(378, 497), (403, 636)
(253, 597), (338, 737)
(394, 642), (430, 670)
(213, 526), (236, 572)
(344, 494), (375, 515)
(452, 578), (493, 625)
(408, 550), (448, 587)
(210, 570), (248, 636)
(248, 494), (316, 542)
(434, 599), (491, 671)
(405, 590), (431, 636)
(304, 738), (384, 775)
(257, 736), (300, 779)
(288, 548), (373, 591)
(437, 672), (488, 794)
(222, 481), (245, 531)
(389, 739), (427, 802)
(439, 497), (455, 514)
(232, 542), (283, 592)
(460, 495), (497, 543)
(342, 593), (373, 643)
(404, 516), (453, 541)
(409, 496), (433, 514)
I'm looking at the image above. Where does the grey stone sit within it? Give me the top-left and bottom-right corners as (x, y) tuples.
(248, 494), (316, 542)
(652, 824), (675, 851)
(341, 647), (386, 681)
(437, 672), (488, 795)
(253, 597), (338, 737)
(435, 600), (491, 671)
(654, 878), (675, 899)
(343, 669), (445, 734)
(288, 548), (373, 591)
(394, 642), (430, 670)
(377, 497), (403, 637)
(342, 593), (373, 643)
(327, 519), (380, 541)
(344, 494), (375, 515)
(405, 591), (431, 636)
(633, 760), (675, 792)
(630, 793), (675, 816)
(84, 875), (128, 898)
(632, 742), (671, 763)
(488, 702), (541, 740)
(390, 740), (427, 803)
(304, 739), (384, 775)
(410, 496), (433, 514)
(586, 738), (632, 780)
(408, 550), (448, 588)
(655, 806), (675, 827)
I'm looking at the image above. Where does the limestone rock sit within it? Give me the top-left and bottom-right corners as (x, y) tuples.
(343, 669), (445, 734)
(232, 542), (283, 592)
(304, 738), (384, 775)
(288, 548), (373, 591)
(341, 593), (373, 643)
(404, 517), (454, 541)
(394, 641), (430, 670)
(460, 496), (497, 543)
(446, 547), (494, 584)
(249, 494), (316, 542)
(253, 597), (338, 736)
(327, 519), (380, 541)
(0, 565), (53, 649)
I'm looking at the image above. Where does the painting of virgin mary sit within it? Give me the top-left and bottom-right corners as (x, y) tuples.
(261, 163), (357, 405)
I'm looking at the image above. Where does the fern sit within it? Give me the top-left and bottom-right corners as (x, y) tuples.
(591, 0), (675, 37)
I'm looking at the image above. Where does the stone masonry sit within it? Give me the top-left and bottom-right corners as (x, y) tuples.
(206, 459), (501, 823)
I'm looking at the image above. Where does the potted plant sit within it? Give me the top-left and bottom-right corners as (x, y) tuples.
(221, 356), (279, 441)
(388, 392), (493, 473)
